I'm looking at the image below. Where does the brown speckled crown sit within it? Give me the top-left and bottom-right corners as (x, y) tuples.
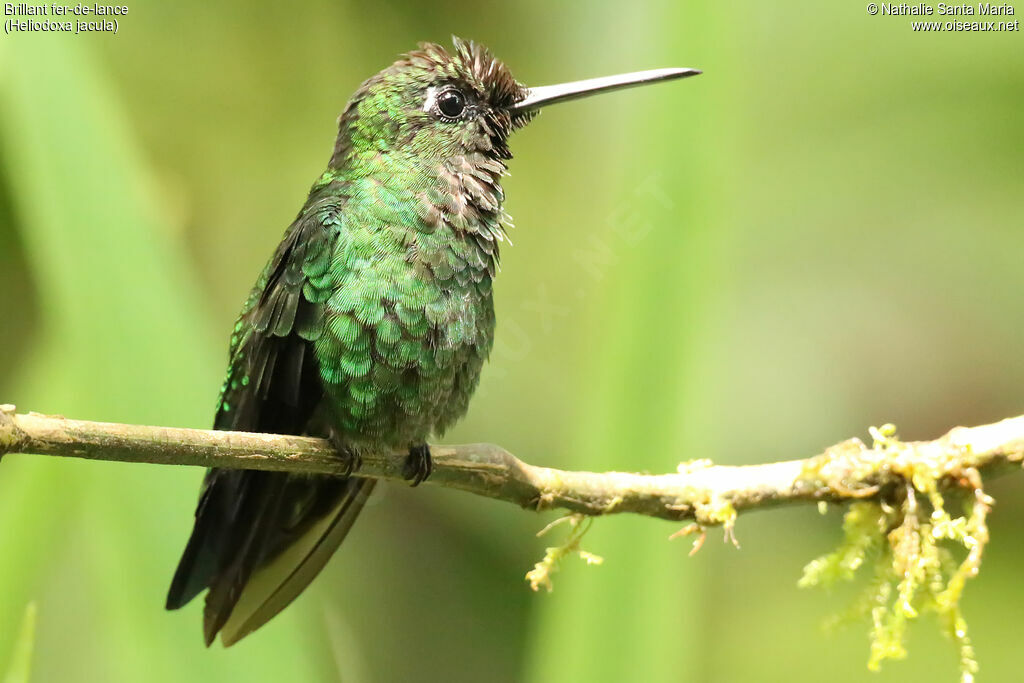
(401, 37), (529, 110)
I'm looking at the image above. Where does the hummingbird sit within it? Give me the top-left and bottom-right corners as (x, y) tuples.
(165, 37), (699, 646)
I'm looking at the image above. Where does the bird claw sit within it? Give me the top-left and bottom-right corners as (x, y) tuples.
(403, 444), (432, 486)
(338, 445), (362, 477)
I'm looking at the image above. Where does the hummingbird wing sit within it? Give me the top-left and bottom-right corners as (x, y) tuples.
(166, 199), (374, 645)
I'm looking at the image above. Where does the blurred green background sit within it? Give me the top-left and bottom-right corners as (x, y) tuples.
(1, 1), (1022, 681)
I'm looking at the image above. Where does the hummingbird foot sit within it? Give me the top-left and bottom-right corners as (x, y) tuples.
(402, 444), (433, 487)
(337, 444), (363, 477)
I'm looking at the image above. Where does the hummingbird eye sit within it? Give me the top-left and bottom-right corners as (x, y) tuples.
(435, 88), (467, 121)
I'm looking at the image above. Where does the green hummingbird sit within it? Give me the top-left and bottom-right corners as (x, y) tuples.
(165, 37), (699, 646)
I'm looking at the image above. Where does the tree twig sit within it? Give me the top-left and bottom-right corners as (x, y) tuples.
(2, 403), (1023, 527)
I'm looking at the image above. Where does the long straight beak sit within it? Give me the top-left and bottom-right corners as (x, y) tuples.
(511, 67), (701, 111)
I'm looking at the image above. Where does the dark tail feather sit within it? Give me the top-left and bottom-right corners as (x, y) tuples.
(166, 467), (375, 646)
(166, 526), (211, 611)
(166, 469), (241, 611)
(213, 476), (376, 646)
(199, 471), (292, 645)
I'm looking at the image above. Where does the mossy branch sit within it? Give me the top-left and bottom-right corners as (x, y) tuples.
(1, 404), (1022, 524)
(2, 404), (1021, 680)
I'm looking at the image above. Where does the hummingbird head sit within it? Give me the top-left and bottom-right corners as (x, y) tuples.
(329, 37), (700, 169)
(330, 38), (531, 168)
(323, 38), (698, 268)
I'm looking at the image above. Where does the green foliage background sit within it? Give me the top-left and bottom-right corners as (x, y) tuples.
(0, 1), (1021, 681)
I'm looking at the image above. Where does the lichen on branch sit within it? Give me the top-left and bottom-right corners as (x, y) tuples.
(525, 514), (603, 592)
(798, 425), (993, 683)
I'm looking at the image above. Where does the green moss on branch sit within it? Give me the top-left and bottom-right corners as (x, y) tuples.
(799, 426), (993, 683)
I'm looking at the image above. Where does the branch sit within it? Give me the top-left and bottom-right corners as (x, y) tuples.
(2, 403), (1023, 527)
(6, 403), (1016, 676)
